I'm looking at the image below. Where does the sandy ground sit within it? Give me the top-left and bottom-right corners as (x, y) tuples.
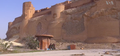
(0, 49), (120, 56)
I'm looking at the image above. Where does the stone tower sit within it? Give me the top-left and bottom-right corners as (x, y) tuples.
(19, 2), (35, 38)
(49, 4), (65, 40)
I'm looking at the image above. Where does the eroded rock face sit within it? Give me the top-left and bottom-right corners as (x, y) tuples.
(6, 0), (120, 43)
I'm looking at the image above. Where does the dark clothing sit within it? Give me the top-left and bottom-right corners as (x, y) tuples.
(52, 44), (55, 50)
(49, 44), (55, 50)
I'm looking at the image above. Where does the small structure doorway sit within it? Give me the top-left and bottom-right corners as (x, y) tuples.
(35, 34), (53, 50)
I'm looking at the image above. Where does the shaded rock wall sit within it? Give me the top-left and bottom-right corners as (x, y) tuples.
(84, 0), (120, 43)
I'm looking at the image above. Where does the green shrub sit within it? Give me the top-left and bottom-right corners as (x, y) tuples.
(22, 37), (39, 49)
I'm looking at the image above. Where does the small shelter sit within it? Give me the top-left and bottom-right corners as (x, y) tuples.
(35, 34), (53, 50)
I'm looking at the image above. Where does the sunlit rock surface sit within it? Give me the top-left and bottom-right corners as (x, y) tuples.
(6, 0), (120, 43)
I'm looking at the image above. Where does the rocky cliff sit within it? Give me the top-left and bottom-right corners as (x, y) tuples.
(6, 0), (120, 43)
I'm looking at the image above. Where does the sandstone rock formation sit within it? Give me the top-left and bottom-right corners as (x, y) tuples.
(6, 0), (120, 43)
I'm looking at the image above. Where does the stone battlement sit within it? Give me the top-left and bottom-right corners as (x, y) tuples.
(31, 0), (94, 18)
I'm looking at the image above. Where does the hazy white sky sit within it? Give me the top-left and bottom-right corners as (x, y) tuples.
(0, 0), (66, 39)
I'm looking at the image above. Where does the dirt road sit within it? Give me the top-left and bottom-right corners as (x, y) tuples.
(0, 49), (120, 56)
